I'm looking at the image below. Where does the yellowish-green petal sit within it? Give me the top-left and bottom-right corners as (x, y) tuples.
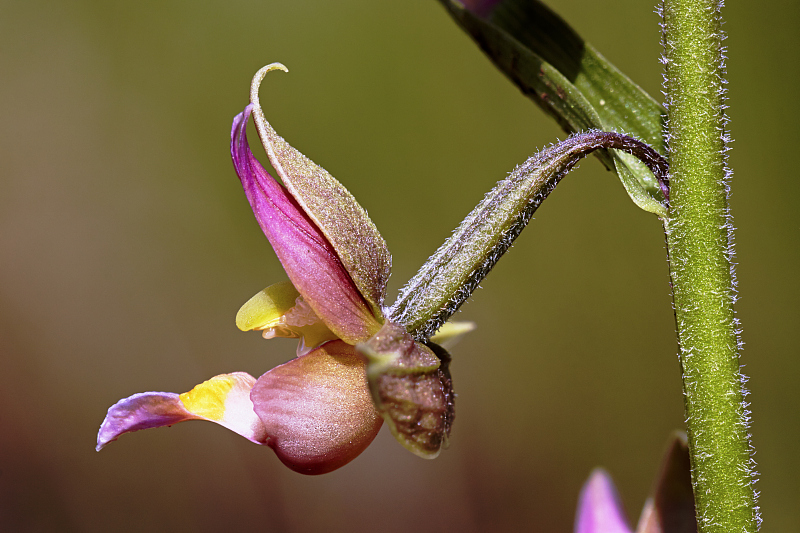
(236, 281), (339, 355)
(236, 280), (300, 331)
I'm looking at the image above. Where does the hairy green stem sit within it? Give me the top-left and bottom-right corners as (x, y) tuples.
(661, 1), (759, 531)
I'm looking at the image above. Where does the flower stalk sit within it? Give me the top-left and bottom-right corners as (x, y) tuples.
(390, 131), (669, 340)
(661, 0), (759, 531)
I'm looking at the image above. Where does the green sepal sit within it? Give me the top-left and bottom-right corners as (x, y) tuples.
(357, 322), (455, 459)
(439, 0), (667, 217)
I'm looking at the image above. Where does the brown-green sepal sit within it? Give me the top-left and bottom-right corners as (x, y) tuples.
(249, 64), (392, 318)
(357, 322), (455, 459)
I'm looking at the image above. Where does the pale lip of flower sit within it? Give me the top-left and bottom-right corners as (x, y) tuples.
(94, 341), (383, 475)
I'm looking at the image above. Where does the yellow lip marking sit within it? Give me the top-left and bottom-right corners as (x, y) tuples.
(179, 375), (236, 421)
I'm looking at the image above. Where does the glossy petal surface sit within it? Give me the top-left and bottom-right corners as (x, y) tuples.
(249, 64), (391, 316)
(575, 469), (633, 533)
(231, 105), (380, 344)
(251, 340), (382, 475)
(97, 372), (266, 451)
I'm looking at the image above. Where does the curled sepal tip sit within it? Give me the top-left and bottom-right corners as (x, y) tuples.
(250, 63), (289, 105)
(357, 322), (455, 459)
(231, 105), (380, 344)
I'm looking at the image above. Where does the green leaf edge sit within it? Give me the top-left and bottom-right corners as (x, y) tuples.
(440, 0), (668, 218)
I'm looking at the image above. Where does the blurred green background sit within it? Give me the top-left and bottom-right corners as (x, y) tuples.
(1, 1), (797, 531)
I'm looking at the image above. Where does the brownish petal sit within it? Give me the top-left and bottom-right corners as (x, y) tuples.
(251, 340), (382, 475)
(636, 433), (697, 533)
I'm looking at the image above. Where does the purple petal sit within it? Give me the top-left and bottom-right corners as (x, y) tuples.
(251, 340), (382, 475)
(575, 469), (633, 533)
(96, 372), (267, 451)
(231, 106), (380, 344)
(96, 392), (190, 451)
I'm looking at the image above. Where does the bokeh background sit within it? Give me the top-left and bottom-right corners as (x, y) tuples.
(1, 1), (797, 531)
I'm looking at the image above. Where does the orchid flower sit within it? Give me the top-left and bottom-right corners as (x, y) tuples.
(96, 61), (665, 477)
(96, 64), (461, 474)
(575, 435), (697, 533)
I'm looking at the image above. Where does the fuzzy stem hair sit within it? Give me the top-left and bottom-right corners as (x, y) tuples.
(660, 0), (759, 530)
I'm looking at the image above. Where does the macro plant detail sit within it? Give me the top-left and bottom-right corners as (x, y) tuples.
(434, 1), (756, 531)
(97, 64), (457, 474)
(94, 0), (759, 530)
(97, 61), (668, 476)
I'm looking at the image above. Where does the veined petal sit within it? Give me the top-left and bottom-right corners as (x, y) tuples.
(358, 322), (455, 459)
(251, 340), (382, 475)
(249, 64), (391, 317)
(575, 469), (633, 533)
(96, 372), (266, 451)
(236, 281), (339, 356)
(231, 105), (380, 344)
